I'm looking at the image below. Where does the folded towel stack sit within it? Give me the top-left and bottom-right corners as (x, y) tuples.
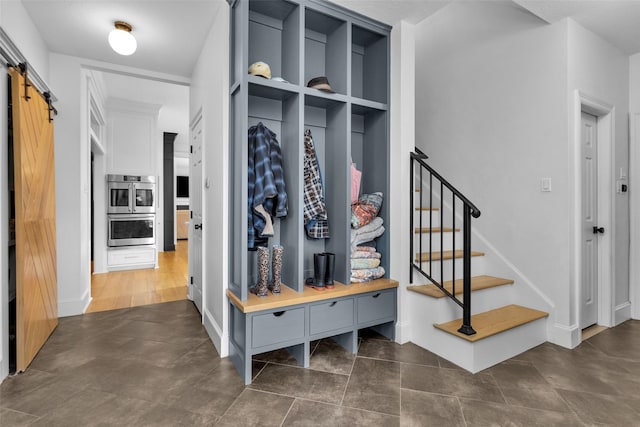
(350, 222), (385, 283)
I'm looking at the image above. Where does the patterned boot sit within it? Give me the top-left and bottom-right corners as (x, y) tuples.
(251, 246), (269, 297)
(270, 245), (283, 294)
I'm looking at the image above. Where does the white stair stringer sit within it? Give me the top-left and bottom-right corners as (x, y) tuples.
(407, 288), (548, 372)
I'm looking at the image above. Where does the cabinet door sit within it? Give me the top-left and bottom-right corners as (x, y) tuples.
(309, 298), (354, 335)
(357, 290), (395, 325)
(252, 308), (305, 348)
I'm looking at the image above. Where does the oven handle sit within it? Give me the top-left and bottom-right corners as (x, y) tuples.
(129, 183), (134, 213)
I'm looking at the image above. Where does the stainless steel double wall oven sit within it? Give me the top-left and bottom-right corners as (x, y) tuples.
(107, 174), (156, 247)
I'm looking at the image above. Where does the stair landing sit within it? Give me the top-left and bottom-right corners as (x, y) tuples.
(434, 304), (548, 342)
(408, 275), (513, 298)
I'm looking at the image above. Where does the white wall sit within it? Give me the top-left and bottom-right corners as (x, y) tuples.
(414, 1), (631, 347)
(189, 5), (229, 356)
(389, 20), (416, 343)
(415, 1), (569, 344)
(0, 1), (51, 383)
(0, 1), (49, 84)
(49, 53), (92, 316)
(567, 19), (630, 327)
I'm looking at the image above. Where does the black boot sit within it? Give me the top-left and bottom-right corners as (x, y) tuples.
(323, 252), (335, 289)
(305, 253), (326, 291)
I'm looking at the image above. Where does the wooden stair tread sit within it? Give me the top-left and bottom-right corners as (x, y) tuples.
(414, 227), (459, 233)
(408, 275), (514, 298)
(415, 207), (439, 211)
(434, 304), (548, 342)
(415, 250), (484, 262)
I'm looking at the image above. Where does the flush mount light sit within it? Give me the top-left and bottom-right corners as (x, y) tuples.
(108, 21), (137, 56)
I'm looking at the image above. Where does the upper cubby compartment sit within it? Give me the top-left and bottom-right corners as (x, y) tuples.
(249, 0), (300, 85)
(351, 24), (388, 104)
(304, 8), (348, 96)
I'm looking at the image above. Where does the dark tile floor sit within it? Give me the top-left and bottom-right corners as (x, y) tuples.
(1, 300), (639, 426)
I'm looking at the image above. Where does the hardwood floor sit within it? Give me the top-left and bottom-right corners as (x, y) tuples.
(86, 240), (188, 313)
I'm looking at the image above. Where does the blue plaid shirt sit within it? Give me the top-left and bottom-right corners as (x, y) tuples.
(248, 123), (288, 249)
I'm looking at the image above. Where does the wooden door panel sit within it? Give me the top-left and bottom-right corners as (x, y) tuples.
(10, 67), (58, 372)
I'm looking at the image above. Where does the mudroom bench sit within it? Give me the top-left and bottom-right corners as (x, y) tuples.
(227, 278), (398, 384)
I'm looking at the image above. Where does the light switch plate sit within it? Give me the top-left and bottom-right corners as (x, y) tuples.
(540, 177), (552, 192)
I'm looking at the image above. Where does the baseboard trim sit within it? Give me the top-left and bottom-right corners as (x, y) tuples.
(203, 308), (228, 357)
(58, 289), (92, 317)
(394, 320), (411, 344)
(547, 322), (580, 349)
(614, 302), (631, 326)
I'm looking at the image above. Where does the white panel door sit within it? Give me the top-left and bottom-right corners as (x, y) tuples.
(189, 114), (203, 314)
(581, 112), (598, 329)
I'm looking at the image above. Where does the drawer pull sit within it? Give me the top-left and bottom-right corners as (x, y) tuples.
(329, 301), (337, 307)
(372, 293), (381, 298)
(273, 311), (286, 317)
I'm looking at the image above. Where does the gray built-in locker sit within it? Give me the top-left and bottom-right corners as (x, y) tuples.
(229, 0), (390, 301)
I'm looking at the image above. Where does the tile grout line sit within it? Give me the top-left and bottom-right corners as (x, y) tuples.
(456, 396), (469, 427)
(511, 359), (590, 426)
(489, 371), (509, 405)
(279, 398), (297, 427)
(294, 396), (401, 419)
(338, 354), (359, 407)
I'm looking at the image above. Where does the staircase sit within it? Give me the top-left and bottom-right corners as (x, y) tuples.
(408, 148), (548, 372)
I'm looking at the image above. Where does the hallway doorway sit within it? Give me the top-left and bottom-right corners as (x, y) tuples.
(87, 240), (188, 313)
(86, 70), (192, 314)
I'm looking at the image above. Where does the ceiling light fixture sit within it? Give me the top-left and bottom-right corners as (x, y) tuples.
(108, 21), (137, 56)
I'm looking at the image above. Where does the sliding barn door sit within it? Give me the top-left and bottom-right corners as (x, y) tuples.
(9, 67), (58, 372)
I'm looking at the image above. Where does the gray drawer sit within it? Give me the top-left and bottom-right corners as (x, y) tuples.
(357, 290), (396, 324)
(310, 298), (354, 335)
(252, 307), (305, 348)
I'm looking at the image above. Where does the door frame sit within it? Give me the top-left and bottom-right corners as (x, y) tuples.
(188, 108), (203, 308)
(1, 62), (9, 379)
(630, 113), (640, 320)
(572, 91), (614, 334)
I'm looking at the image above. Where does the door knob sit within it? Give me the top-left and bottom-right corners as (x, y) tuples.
(592, 226), (605, 234)
(194, 224), (202, 230)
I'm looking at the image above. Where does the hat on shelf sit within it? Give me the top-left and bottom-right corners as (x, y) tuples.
(307, 76), (335, 93)
(271, 76), (290, 84)
(248, 61), (271, 79)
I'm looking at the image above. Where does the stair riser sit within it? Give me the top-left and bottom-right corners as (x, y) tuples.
(412, 256), (487, 283)
(408, 280), (514, 316)
(414, 232), (462, 252)
(413, 210), (441, 226)
(407, 296), (547, 373)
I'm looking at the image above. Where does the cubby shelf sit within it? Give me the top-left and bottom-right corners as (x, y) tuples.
(230, 0), (391, 301)
(228, 0), (393, 384)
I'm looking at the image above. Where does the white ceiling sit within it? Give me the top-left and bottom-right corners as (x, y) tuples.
(514, 0), (640, 55)
(336, 1), (640, 55)
(18, 0), (640, 80)
(330, 0), (452, 25)
(21, 0), (224, 78)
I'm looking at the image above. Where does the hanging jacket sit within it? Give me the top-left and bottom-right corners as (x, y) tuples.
(248, 122), (288, 249)
(303, 129), (329, 239)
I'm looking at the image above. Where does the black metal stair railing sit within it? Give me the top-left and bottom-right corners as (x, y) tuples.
(410, 147), (481, 335)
